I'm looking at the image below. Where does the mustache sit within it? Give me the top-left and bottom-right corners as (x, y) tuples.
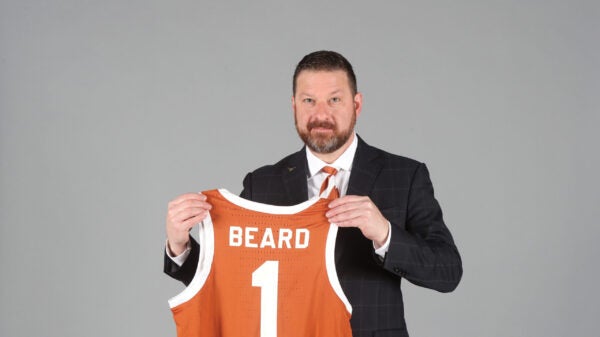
(307, 120), (336, 131)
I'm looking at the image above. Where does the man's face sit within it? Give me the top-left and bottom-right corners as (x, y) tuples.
(293, 70), (362, 154)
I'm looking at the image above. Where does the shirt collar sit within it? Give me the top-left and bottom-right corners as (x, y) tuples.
(306, 133), (358, 178)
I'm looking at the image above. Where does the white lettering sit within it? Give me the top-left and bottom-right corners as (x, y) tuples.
(230, 226), (242, 246)
(278, 229), (293, 249)
(295, 229), (309, 249)
(229, 226), (310, 248)
(245, 227), (259, 248)
(260, 228), (276, 248)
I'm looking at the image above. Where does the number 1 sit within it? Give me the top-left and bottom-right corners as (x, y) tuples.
(252, 261), (279, 337)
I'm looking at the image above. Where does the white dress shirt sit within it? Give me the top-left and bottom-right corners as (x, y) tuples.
(305, 134), (356, 199)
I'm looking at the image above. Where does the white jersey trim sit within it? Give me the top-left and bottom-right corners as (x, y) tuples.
(217, 188), (322, 213)
(168, 213), (215, 308)
(326, 224), (353, 314)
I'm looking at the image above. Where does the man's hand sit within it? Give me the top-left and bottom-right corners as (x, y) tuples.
(166, 193), (212, 256)
(326, 195), (390, 248)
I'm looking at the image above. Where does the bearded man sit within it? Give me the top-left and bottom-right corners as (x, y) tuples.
(164, 50), (462, 337)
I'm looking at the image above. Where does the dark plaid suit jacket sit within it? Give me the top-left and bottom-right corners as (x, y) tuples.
(164, 136), (462, 337)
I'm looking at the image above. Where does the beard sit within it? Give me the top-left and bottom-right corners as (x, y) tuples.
(295, 113), (356, 154)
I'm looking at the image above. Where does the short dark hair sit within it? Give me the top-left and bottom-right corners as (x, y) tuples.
(293, 50), (357, 96)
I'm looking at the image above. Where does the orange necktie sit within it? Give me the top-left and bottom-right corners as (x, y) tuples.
(319, 166), (340, 199)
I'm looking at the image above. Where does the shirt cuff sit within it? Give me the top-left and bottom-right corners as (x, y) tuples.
(165, 239), (192, 267)
(374, 221), (392, 258)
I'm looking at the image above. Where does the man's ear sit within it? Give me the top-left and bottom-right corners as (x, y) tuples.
(354, 92), (363, 117)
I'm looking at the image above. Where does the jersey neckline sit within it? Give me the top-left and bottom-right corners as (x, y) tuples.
(216, 189), (326, 215)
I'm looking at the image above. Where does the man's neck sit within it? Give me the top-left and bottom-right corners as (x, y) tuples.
(310, 133), (356, 164)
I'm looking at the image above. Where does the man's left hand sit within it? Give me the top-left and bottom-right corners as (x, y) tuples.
(326, 195), (390, 248)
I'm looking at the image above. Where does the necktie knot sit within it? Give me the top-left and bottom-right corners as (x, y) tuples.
(321, 166), (338, 176)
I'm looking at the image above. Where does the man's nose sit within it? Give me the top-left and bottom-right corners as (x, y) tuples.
(314, 100), (330, 116)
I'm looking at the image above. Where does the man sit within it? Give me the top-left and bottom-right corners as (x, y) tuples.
(165, 50), (462, 337)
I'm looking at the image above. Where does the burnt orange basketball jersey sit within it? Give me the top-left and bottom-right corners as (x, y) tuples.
(168, 188), (352, 337)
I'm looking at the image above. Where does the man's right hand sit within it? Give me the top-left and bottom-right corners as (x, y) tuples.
(166, 192), (212, 256)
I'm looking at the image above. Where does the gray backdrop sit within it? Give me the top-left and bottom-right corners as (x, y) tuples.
(1, 1), (598, 336)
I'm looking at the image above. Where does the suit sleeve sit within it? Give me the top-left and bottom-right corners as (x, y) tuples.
(163, 237), (200, 286)
(381, 163), (462, 292)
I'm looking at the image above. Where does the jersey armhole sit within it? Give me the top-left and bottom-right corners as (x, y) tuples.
(168, 213), (215, 308)
(325, 224), (353, 314)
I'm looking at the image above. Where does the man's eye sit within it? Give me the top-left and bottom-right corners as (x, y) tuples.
(303, 98), (314, 103)
(330, 97), (341, 103)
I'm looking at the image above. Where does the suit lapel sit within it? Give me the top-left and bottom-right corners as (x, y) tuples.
(336, 136), (384, 270)
(347, 136), (384, 197)
(281, 147), (309, 204)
